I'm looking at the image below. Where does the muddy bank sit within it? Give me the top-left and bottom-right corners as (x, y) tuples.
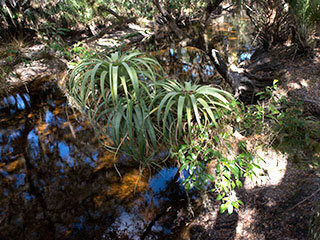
(0, 43), (67, 98)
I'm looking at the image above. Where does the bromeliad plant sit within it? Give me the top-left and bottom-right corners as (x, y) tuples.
(68, 51), (162, 159)
(68, 51), (160, 108)
(155, 80), (233, 141)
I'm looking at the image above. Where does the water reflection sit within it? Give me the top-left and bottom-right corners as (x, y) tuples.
(150, 45), (216, 83)
(28, 129), (40, 160)
(238, 43), (254, 63)
(0, 87), (185, 240)
(150, 167), (177, 194)
(148, 18), (254, 85)
(103, 167), (184, 239)
(0, 93), (31, 113)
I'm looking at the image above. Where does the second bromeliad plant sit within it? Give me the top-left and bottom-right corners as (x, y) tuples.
(67, 50), (259, 213)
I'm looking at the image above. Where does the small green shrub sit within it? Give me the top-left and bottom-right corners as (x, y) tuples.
(173, 125), (261, 214)
(288, 0), (320, 25)
(239, 80), (318, 151)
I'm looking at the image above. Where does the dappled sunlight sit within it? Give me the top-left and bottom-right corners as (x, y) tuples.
(244, 149), (288, 190)
(235, 208), (265, 239)
(179, 204), (221, 239)
(93, 150), (118, 172)
(300, 79), (309, 88)
(288, 82), (303, 89)
(106, 169), (149, 200)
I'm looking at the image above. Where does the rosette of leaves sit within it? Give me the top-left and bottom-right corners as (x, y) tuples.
(68, 51), (161, 159)
(155, 80), (233, 140)
(68, 51), (160, 108)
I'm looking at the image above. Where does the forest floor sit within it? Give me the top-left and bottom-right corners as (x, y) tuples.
(176, 46), (320, 240)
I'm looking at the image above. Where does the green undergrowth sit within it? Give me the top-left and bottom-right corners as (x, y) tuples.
(173, 124), (262, 214)
(173, 79), (320, 214)
(239, 80), (320, 167)
(67, 49), (319, 214)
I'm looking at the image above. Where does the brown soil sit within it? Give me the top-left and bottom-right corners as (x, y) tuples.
(281, 47), (320, 116)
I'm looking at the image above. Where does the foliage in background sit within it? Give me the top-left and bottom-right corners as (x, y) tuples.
(244, 0), (292, 49)
(287, 0), (320, 25)
(285, 0), (320, 49)
(0, 0), (133, 41)
(242, 0), (319, 50)
(0, 0), (202, 37)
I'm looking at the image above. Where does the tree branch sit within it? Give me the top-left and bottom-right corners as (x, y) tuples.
(98, 6), (124, 22)
(153, 0), (191, 40)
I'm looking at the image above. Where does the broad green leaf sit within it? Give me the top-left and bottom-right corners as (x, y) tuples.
(111, 65), (119, 103)
(177, 95), (186, 136)
(197, 97), (217, 127)
(190, 94), (201, 127)
(100, 70), (109, 102)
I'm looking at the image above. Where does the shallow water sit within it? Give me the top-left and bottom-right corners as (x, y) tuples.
(0, 85), (186, 240)
(148, 16), (254, 85)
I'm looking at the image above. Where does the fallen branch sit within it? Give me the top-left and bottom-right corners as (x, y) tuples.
(84, 18), (136, 43)
(289, 187), (320, 211)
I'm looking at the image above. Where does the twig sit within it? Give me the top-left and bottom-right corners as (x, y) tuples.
(300, 98), (320, 105)
(113, 163), (121, 179)
(112, 133), (128, 180)
(289, 188), (320, 211)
